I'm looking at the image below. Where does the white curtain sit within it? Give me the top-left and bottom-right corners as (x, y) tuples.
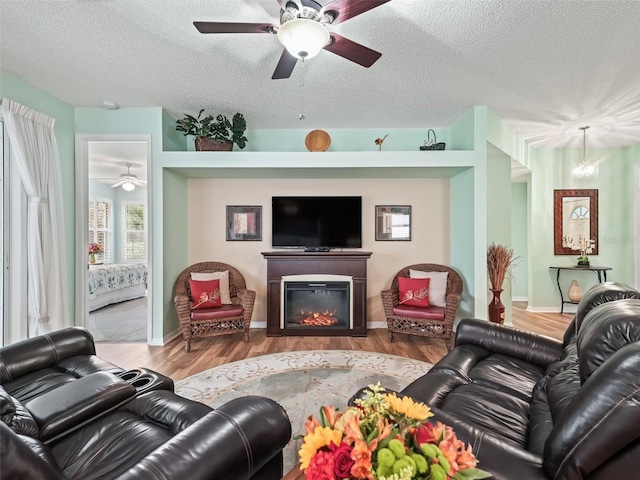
(2, 98), (69, 336)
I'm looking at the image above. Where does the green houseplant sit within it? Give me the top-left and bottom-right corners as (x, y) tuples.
(176, 109), (248, 150)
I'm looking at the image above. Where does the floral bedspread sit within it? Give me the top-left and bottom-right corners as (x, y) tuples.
(88, 263), (148, 300)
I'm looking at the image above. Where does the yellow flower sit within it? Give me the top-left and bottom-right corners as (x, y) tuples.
(298, 425), (343, 469)
(385, 393), (433, 421)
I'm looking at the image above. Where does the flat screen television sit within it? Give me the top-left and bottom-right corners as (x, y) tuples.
(272, 196), (362, 249)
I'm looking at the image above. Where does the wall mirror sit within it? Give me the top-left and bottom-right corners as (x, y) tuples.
(553, 189), (598, 255)
(375, 205), (411, 241)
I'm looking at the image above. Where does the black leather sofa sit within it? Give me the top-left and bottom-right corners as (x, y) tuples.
(394, 282), (640, 480)
(0, 327), (292, 480)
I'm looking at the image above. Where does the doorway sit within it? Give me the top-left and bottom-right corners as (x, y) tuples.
(75, 135), (152, 343)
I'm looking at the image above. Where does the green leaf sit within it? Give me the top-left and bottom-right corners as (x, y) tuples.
(454, 468), (493, 479)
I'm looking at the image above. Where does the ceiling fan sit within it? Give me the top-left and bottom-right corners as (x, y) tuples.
(110, 164), (147, 191)
(194, 0), (391, 79)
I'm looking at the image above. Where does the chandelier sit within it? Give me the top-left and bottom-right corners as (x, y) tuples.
(572, 126), (598, 179)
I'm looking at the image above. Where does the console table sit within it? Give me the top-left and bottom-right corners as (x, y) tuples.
(549, 266), (612, 313)
(262, 251), (372, 336)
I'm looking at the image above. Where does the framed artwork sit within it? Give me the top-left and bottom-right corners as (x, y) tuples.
(226, 205), (262, 241)
(375, 205), (411, 241)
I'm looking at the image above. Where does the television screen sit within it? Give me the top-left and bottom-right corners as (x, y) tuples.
(272, 196), (362, 249)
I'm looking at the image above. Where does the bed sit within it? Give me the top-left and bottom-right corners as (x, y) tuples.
(88, 263), (148, 312)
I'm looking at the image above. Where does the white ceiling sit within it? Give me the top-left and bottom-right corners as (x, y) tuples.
(2, 0), (640, 150)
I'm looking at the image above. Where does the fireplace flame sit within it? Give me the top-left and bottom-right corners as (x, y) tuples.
(296, 309), (339, 326)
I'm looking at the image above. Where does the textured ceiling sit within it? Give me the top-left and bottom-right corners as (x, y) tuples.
(2, 0), (640, 149)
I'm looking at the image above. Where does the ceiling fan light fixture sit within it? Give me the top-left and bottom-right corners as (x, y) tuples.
(122, 181), (136, 192)
(277, 18), (329, 59)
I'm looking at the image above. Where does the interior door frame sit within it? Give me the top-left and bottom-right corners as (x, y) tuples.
(75, 134), (152, 343)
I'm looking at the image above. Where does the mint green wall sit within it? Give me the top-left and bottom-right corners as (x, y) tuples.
(0, 69), (76, 323)
(162, 110), (186, 152)
(511, 182), (529, 299)
(161, 169), (188, 338)
(449, 109), (475, 151)
(528, 145), (635, 309)
(450, 167), (475, 322)
(487, 153), (513, 322)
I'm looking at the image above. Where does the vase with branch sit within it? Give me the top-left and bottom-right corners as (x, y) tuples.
(487, 243), (518, 324)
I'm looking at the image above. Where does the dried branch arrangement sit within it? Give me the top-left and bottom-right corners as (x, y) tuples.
(487, 243), (519, 290)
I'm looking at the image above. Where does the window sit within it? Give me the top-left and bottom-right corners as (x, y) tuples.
(123, 201), (146, 262)
(88, 197), (113, 262)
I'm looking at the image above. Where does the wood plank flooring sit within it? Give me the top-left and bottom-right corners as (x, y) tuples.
(95, 303), (572, 382)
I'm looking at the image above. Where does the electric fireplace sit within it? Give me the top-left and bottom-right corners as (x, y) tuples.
(262, 250), (372, 337)
(281, 275), (353, 330)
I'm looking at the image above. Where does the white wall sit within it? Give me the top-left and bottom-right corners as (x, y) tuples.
(187, 177), (451, 326)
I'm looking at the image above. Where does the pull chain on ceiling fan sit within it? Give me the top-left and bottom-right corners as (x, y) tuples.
(193, 0), (391, 79)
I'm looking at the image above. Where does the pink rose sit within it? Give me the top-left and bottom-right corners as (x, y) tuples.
(413, 423), (437, 446)
(329, 442), (355, 479)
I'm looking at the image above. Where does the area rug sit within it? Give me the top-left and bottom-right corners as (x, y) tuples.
(175, 350), (433, 474)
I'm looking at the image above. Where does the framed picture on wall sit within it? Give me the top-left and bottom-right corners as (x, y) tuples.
(375, 205), (411, 241)
(226, 205), (262, 241)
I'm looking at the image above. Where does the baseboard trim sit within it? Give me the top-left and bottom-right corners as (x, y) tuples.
(526, 305), (577, 314)
(149, 327), (181, 346)
(513, 296), (528, 302)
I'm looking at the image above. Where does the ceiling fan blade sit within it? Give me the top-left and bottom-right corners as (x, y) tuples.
(111, 180), (126, 188)
(134, 179), (148, 186)
(321, 0), (390, 26)
(272, 49), (298, 79)
(323, 33), (382, 68)
(194, 22), (276, 34)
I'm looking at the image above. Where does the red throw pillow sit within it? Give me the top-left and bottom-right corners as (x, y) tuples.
(398, 276), (430, 307)
(189, 279), (222, 310)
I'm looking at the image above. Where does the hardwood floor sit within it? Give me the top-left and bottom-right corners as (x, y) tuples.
(96, 303), (573, 382)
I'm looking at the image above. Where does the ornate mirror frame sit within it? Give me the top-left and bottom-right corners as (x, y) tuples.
(554, 189), (598, 255)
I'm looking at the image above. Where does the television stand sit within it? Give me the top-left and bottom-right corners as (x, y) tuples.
(304, 246), (330, 252)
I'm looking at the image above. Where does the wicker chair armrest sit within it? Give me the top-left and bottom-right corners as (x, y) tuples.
(237, 288), (256, 309)
(381, 289), (399, 317)
(174, 294), (192, 316)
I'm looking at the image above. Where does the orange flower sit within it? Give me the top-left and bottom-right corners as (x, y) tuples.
(298, 426), (343, 470)
(456, 443), (478, 471)
(303, 414), (321, 435)
(342, 410), (365, 445)
(349, 439), (374, 479)
(320, 405), (342, 427)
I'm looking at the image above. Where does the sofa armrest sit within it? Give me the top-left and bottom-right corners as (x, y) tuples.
(0, 327), (96, 383)
(117, 395), (291, 480)
(455, 318), (563, 367)
(0, 423), (65, 480)
(24, 371), (136, 442)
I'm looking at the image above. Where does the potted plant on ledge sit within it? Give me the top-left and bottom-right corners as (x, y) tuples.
(176, 109), (248, 151)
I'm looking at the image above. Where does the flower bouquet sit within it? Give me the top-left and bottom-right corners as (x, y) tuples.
(88, 243), (103, 264)
(563, 235), (595, 266)
(298, 384), (491, 480)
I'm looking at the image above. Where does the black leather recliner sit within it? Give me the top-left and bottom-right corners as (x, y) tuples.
(0, 327), (292, 480)
(395, 282), (640, 480)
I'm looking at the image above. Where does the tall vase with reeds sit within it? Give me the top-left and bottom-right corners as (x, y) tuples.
(487, 243), (518, 324)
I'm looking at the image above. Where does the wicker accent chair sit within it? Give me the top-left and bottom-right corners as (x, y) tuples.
(174, 262), (256, 352)
(381, 263), (463, 351)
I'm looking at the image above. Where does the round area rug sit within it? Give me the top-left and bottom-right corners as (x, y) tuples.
(175, 350), (433, 474)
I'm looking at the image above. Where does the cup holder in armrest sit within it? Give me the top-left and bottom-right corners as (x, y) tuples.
(130, 377), (154, 389)
(117, 369), (143, 382)
(116, 368), (174, 394)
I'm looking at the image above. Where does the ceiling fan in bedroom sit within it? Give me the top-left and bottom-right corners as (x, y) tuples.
(194, 0), (391, 79)
(108, 164), (147, 192)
